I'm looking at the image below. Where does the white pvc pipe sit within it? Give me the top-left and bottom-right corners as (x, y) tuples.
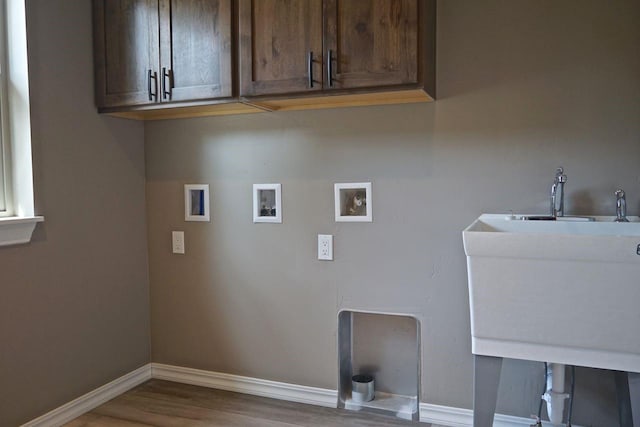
(543, 363), (568, 425)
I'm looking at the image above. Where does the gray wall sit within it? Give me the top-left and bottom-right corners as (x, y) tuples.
(0, 2), (150, 426)
(145, 1), (640, 425)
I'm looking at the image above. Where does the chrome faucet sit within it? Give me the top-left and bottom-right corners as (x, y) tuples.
(614, 189), (629, 222)
(550, 167), (567, 217)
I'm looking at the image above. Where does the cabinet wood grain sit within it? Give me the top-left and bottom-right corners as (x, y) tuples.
(325, 0), (419, 89)
(239, 0), (324, 96)
(94, 0), (160, 107)
(160, 0), (233, 102)
(238, 0), (431, 99)
(94, 0), (435, 119)
(94, 0), (233, 109)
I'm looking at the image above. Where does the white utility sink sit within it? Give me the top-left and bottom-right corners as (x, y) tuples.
(463, 214), (640, 373)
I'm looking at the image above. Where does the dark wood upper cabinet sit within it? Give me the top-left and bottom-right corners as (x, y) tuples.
(239, 0), (432, 98)
(238, 0), (324, 96)
(94, 0), (434, 119)
(324, 0), (419, 90)
(159, 0), (232, 102)
(94, 0), (160, 107)
(94, 0), (233, 109)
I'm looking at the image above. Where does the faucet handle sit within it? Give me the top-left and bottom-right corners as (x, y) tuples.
(614, 189), (629, 222)
(555, 167), (567, 183)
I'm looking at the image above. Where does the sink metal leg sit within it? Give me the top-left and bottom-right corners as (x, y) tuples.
(631, 373), (640, 425)
(615, 371), (640, 427)
(473, 355), (503, 427)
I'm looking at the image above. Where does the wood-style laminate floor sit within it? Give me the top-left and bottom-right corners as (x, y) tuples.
(65, 380), (444, 427)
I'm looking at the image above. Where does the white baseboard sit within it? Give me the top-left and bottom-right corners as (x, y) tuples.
(153, 363), (567, 427)
(21, 364), (152, 427)
(421, 403), (527, 427)
(151, 363), (338, 408)
(420, 403), (583, 427)
(22, 362), (580, 427)
(421, 403), (473, 427)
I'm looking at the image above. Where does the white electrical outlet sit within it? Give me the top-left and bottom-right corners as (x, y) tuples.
(318, 234), (333, 261)
(172, 231), (185, 254)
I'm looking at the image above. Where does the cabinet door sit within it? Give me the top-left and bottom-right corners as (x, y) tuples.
(324, 0), (419, 90)
(239, 0), (323, 97)
(94, 0), (160, 108)
(159, 0), (233, 102)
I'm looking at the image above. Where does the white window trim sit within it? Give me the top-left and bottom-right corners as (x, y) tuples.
(0, 0), (43, 247)
(0, 216), (42, 245)
(0, 0), (9, 215)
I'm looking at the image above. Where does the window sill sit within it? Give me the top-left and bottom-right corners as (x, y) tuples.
(0, 216), (44, 247)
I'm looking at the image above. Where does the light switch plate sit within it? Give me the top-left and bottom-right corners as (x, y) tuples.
(172, 231), (185, 254)
(318, 234), (333, 261)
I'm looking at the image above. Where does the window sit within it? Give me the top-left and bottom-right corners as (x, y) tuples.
(0, 0), (7, 215)
(0, 0), (43, 246)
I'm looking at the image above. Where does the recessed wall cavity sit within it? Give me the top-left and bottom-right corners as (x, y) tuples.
(338, 310), (420, 421)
